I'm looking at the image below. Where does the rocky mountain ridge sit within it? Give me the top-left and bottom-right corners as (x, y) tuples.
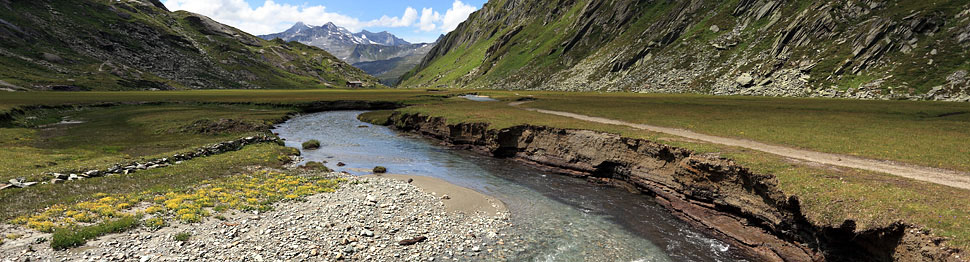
(0, 0), (379, 90)
(260, 22), (435, 86)
(258, 22), (413, 60)
(401, 0), (970, 101)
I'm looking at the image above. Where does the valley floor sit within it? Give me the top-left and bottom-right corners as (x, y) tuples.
(1, 89), (969, 259)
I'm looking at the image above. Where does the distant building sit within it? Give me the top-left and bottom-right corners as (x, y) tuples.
(347, 81), (364, 88)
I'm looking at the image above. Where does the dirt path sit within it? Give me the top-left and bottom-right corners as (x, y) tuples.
(510, 101), (970, 190)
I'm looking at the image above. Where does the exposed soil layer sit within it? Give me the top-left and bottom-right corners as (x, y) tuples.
(383, 112), (964, 262)
(515, 104), (970, 191)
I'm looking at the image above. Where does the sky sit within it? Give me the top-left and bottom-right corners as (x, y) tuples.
(162, 0), (487, 43)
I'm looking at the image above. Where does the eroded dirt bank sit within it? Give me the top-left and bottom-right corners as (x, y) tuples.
(381, 112), (963, 262)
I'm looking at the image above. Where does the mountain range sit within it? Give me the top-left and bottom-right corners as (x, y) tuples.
(0, 0), (378, 91)
(401, 0), (970, 101)
(259, 23), (435, 86)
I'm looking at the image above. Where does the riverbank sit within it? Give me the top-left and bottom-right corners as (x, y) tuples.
(372, 111), (966, 262)
(0, 172), (513, 261)
(364, 174), (507, 216)
(279, 110), (741, 261)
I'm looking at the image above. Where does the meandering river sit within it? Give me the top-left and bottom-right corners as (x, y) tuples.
(273, 111), (745, 262)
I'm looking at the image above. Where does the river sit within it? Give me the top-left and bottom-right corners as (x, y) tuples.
(273, 111), (746, 262)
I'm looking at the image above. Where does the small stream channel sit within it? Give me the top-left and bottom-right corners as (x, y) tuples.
(273, 111), (746, 262)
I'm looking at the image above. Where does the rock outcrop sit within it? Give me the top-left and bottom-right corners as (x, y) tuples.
(384, 112), (963, 261)
(401, 0), (970, 101)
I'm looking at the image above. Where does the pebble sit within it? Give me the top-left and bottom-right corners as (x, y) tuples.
(0, 172), (513, 261)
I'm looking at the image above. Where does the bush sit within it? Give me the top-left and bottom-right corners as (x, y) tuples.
(174, 232), (192, 242)
(144, 217), (168, 230)
(373, 166), (387, 174)
(51, 216), (140, 250)
(302, 140), (321, 150)
(302, 161), (331, 172)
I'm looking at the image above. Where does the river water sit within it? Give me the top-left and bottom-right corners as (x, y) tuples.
(273, 111), (745, 262)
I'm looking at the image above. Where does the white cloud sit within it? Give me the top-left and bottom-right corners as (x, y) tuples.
(441, 0), (477, 32)
(418, 8), (440, 32)
(163, 0), (478, 36)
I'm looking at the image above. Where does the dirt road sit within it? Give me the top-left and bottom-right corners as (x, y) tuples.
(510, 102), (970, 190)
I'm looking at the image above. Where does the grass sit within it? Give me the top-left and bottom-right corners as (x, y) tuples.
(301, 161), (330, 172)
(391, 94), (970, 250)
(0, 89), (459, 183)
(0, 89), (447, 112)
(483, 91), (970, 172)
(50, 215), (141, 250)
(357, 110), (395, 125)
(0, 89), (455, 220)
(174, 232), (192, 242)
(0, 143), (298, 220)
(302, 140), (321, 150)
(0, 104), (290, 182)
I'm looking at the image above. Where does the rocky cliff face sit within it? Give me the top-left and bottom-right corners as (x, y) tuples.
(0, 0), (379, 90)
(401, 0), (970, 101)
(384, 112), (963, 261)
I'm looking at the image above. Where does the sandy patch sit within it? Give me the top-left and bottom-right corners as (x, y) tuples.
(364, 174), (507, 216)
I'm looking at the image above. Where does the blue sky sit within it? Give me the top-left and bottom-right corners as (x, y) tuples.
(163, 0), (487, 43)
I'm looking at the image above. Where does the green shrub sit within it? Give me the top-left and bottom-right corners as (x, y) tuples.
(302, 161), (330, 172)
(302, 140), (321, 150)
(144, 217), (168, 230)
(212, 205), (229, 212)
(373, 166), (387, 174)
(51, 216), (141, 250)
(174, 232), (191, 242)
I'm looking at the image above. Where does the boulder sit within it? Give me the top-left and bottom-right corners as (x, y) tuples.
(41, 52), (63, 63)
(83, 170), (101, 177)
(51, 173), (68, 180)
(736, 73), (755, 87)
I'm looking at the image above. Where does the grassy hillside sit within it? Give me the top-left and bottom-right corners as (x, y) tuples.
(401, 0), (970, 101)
(0, 0), (380, 90)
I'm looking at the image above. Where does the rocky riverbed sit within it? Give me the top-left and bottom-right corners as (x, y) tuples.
(0, 173), (516, 261)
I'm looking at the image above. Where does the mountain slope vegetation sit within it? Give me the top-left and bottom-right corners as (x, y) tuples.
(0, 0), (379, 91)
(401, 0), (970, 101)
